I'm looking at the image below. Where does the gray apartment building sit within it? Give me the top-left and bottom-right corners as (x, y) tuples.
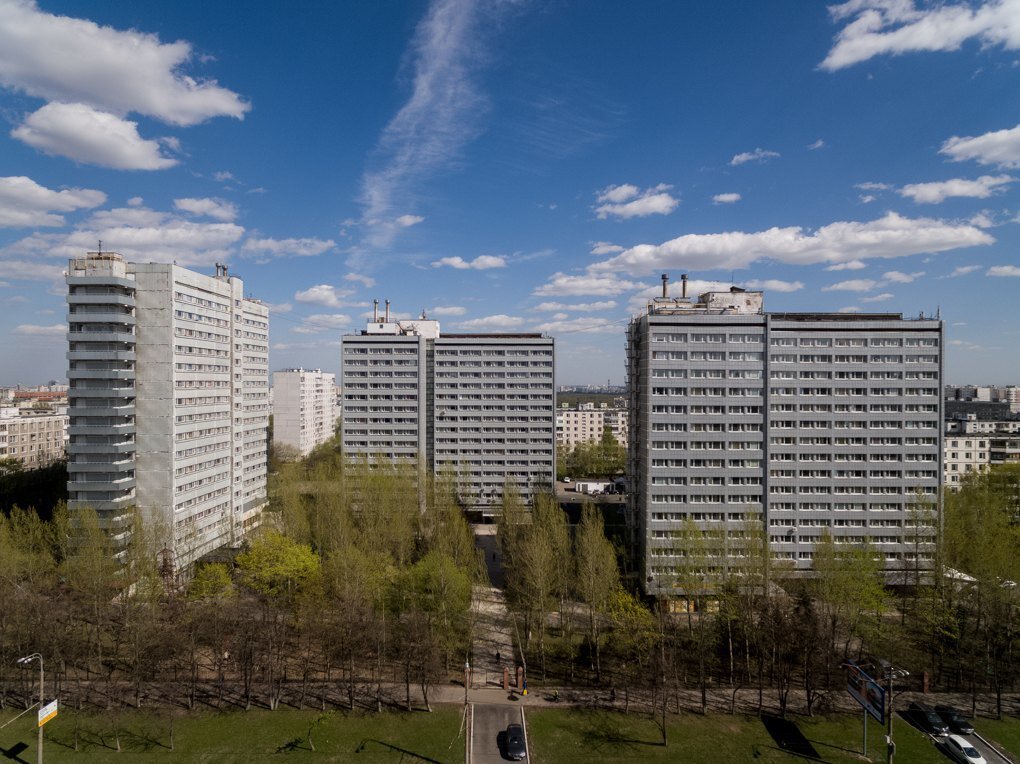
(627, 277), (942, 596)
(341, 308), (555, 510)
(67, 252), (269, 566)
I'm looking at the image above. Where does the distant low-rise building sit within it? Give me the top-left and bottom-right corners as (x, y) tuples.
(556, 402), (629, 449)
(0, 409), (68, 469)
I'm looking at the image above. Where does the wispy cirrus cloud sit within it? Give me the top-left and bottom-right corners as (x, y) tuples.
(243, 236), (335, 258)
(821, 0), (1020, 71)
(12, 323), (64, 336)
(359, 0), (506, 247)
(531, 300), (618, 312)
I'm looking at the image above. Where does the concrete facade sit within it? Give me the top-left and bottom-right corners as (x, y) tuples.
(627, 282), (942, 596)
(67, 253), (268, 565)
(0, 410), (67, 469)
(556, 404), (629, 449)
(341, 314), (555, 510)
(272, 368), (336, 456)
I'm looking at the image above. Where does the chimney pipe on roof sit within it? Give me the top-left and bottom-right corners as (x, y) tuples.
(681, 273), (688, 299)
(373, 299), (379, 322)
(661, 273), (669, 298)
(385, 299), (390, 322)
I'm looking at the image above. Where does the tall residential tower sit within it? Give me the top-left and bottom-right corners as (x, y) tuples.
(341, 307), (555, 511)
(627, 277), (942, 596)
(67, 252), (269, 566)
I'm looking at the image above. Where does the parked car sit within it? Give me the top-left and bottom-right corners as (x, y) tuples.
(936, 705), (975, 735)
(505, 723), (526, 760)
(910, 701), (950, 736)
(944, 734), (986, 764)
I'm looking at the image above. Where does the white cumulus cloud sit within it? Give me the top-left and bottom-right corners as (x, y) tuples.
(590, 241), (624, 256)
(0, 175), (105, 227)
(821, 0), (1020, 71)
(861, 292), (895, 302)
(533, 272), (650, 297)
(823, 279), (879, 292)
(595, 183), (679, 220)
(11, 102), (178, 169)
(987, 265), (1020, 277)
(940, 123), (1020, 169)
(712, 193), (742, 204)
(431, 255), (506, 270)
(174, 197), (237, 222)
(294, 284), (355, 308)
(883, 270), (924, 283)
(590, 212), (992, 275)
(730, 148), (779, 166)
(0, 0), (249, 126)
(395, 214), (425, 228)
(457, 314), (525, 330)
(826, 260), (868, 271)
(948, 265), (981, 277)
(898, 175), (1015, 203)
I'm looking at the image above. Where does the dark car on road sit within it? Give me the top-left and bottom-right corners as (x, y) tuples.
(505, 722), (526, 760)
(910, 701), (950, 736)
(936, 705), (975, 735)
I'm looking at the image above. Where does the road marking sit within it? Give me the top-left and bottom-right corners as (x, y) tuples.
(520, 706), (530, 761)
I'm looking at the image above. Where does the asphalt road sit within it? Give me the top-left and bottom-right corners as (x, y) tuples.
(472, 703), (526, 764)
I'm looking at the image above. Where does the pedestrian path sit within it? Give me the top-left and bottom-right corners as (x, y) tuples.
(471, 526), (516, 690)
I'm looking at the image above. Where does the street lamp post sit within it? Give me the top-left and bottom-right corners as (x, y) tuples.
(464, 661), (470, 705)
(16, 653), (43, 764)
(881, 661), (909, 764)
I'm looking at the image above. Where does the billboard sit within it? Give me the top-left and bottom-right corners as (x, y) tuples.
(846, 661), (885, 724)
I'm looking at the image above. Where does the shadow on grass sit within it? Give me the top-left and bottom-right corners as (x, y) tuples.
(354, 738), (442, 762)
(0, 740), (29, 764)
(579, 710), (665, 751)
(760, 714), (822, 760)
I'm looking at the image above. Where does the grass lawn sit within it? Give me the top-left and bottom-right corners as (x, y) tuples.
(1, 706), (466, 762)
(525, 708), (948, 763)
(974, 716), (1020, 759)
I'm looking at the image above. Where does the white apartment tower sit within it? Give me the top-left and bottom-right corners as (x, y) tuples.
(272, 368), (336, 456)
(67, 253), (269, 565)
(627, 276), (942, 596)
(341, 306), (555, 511)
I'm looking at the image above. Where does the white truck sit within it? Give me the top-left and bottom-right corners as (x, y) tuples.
(573, 481), (614, 495)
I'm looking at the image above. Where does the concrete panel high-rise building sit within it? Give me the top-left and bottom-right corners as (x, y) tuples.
(341, 305), (555, 511)
(67, 252), (269, 566)
(627, 276), (942, 597)
(272, 368), (336, 457)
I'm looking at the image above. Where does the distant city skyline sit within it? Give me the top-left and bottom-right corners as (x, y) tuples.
(2, 1), (1020, 386)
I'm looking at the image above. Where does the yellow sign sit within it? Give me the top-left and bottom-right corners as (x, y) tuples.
(37, 699), (57, 727)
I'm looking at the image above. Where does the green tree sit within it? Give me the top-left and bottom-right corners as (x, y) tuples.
(575, 504), (619, 682)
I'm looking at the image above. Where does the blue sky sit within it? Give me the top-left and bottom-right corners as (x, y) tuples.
(1, 0), (1019, 386)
